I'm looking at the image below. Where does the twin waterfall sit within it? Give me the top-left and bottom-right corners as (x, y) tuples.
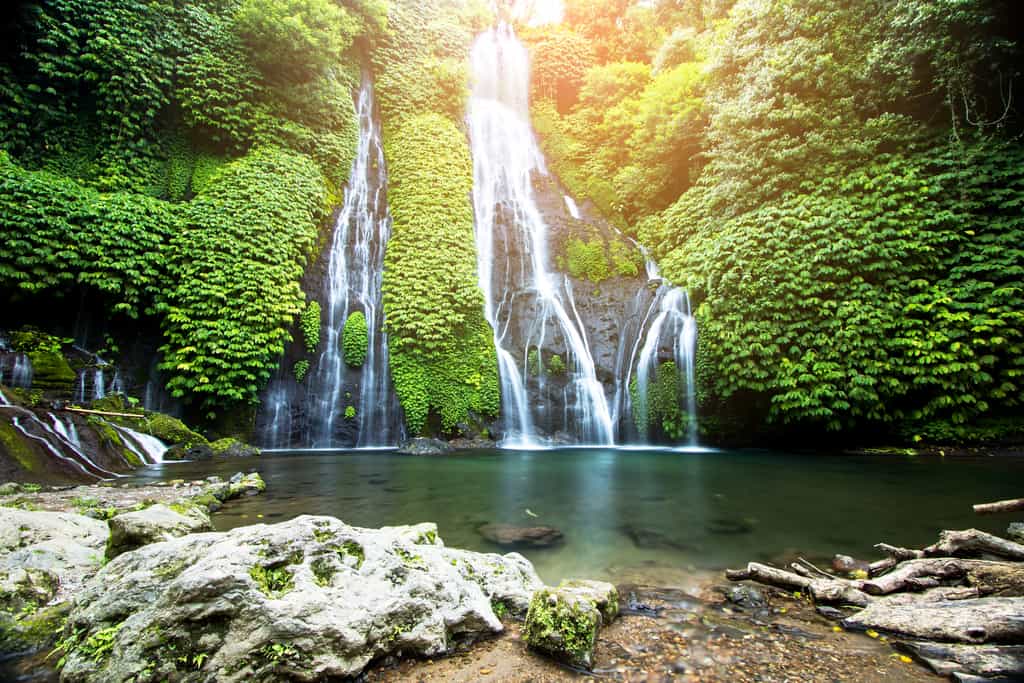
(256, 27), (700, 450)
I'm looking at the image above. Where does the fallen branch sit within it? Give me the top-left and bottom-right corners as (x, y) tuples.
(973, 498), (1024, 515)
(65, 407), (147, 419)
(875, 529), (1024, 563)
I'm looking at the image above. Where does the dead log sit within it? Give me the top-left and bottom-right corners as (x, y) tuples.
(727, 562), (871, 606)
(842, 597), (1024, 644)
(973, 498), (1024, 515)
(875, 529), (1024, 563)
(862, 559), (1024, 597)
(880, 587), (980, 605)
(894, 641), (1024, 679)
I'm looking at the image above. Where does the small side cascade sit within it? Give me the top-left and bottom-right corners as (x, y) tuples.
(10, 413), (120, 478)
(50, 413), (82, 449)
(112, 424), (168, 464)
(633, 288), (700, 447)
(11, 354), (33, 388)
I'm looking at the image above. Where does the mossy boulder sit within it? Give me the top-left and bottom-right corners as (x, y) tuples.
(26, 350), (75, 394)
(524, 586), (602, 669)
(133, 414), (209, 461)
(210, 438), (261, 458)
(557, 579), (619, 624)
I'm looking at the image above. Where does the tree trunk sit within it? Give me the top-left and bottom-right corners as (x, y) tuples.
(973, 498), (1024, 515)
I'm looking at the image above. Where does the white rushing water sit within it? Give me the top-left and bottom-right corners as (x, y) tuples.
(469, 24), (614, 447)
(11, 354), (33, 388)
(113, 424), (168, 464)
(305, 79), (399, 449)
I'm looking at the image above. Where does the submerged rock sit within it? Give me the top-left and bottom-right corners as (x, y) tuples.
(106, 503), (212, 559)
(524, 579), (619, 670)
(58, 515), (542, 682)
(1007, 523), (1024, 544)
(210, 437), (261, 458)
(478, 523), (564, 548)
(397, 437), (452, 456)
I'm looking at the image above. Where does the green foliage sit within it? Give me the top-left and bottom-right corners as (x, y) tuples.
(293, 360), (310, 383)
(301, 300), (321, 354)
(548, 354), (566, 376)
(373, 0), (491, 123)
(0, 0), (369, 414)
(159, 146), (327, 411)
(249, 564), (294, 598)
(524, 27), (594, 113)
(344, 405), (356, 420)
(381, 111), (500, 434)
(657, 143), (1024, 432)
(0, 153), (176, 317)
(342, 311), (368, 368)
(566, 238), (609, 283)
(235, 0), (361, 83)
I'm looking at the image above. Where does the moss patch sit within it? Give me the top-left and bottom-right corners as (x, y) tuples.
(523, 588), (600, 669)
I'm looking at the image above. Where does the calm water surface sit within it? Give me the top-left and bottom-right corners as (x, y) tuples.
(126, 448), (1024, 584)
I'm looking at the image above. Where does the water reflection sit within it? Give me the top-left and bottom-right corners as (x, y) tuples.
(127, 448), (1024, 585)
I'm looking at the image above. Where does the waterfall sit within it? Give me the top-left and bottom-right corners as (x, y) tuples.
(11, 355), (32, 388)
(112, 424), (168, 464)
(303, 78), (400, 449)
(468, 24), (614, 447)
(93, 368), (106, 400)
(633, 288), (700, 447)
(9, 412), (120, 478)
(50, 413), (82, 449)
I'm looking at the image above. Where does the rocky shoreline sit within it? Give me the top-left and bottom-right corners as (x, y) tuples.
(3, 476), (1018, 682)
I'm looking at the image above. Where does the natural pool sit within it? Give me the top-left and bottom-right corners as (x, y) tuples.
(126, 448), (1024, 585)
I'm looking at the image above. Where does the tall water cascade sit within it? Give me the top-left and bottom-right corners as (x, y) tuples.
(258, 79), (401, 449)
(468, 25), (615, 447)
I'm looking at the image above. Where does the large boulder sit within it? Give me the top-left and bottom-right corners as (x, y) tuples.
(210, 438), (261, 458)
(58, 515), (542, 682)
(0, 509), (108, 605)
(523, 579), (619, 670)
(106, 504), (212, 559)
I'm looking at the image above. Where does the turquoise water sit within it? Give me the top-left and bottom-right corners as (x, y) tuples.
(126, 448), (1024, 585)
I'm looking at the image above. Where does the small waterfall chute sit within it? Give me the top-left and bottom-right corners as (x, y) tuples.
(111, 424), (168, 464)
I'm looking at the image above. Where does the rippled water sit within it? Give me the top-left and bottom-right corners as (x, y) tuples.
(126, 448), (1024, 585)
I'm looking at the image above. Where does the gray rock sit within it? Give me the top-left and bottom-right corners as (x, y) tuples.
(0, 509), (108, 604)
(227, 472), (266, 498)
(106, 504), (213, 559)
(59, 515), (542, 682)
(558, 579), (619, 624)
(0, 482), (20, 496)
(1007, 523), (1024, 544)
(478, 523), (564, 548)
(724, 584), (767, 609)
(397, 437), (453, 456)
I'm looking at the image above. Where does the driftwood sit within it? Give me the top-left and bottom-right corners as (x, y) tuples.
(894, 641), (1024, 679)
(727, 524), (1024, 678)
(842, 597), (1024, 644)
(727, 562), (871, 606)
(875, 529), (1024, 562)
(973, 498), (1024, 515)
